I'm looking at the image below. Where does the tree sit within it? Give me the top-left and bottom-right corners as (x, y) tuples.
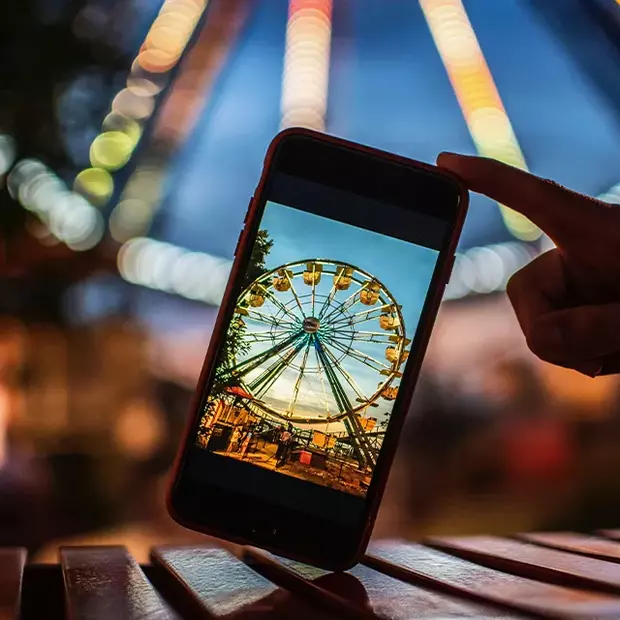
(209, 228), (273, 400)
(243, 230), (273, 288)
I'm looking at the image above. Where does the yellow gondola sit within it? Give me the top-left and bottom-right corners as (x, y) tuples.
(303, 262), (322, 286)
(379, 313), (400, 330)
(359, 279), (380, 305)
(248, 287), (265, 307)
(381, 385), (398, 401)
(334, 265), (353, 290)
(273, 268), (292, 292)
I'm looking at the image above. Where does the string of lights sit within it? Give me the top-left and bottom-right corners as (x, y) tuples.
(281, 0), (333, 130)
(110, 0), (249, 243)
(73, 0), (211, 208)
(7, 159), (104, 251)
(117, 237), (231, 305)
(419, 0), (541, 242)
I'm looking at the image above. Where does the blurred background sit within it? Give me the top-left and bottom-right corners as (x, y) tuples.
(2, 0), (620, 563)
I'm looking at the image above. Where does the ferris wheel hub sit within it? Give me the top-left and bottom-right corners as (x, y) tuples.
(302, 316), (321, 334)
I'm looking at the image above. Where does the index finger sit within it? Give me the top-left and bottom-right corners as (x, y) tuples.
(436, 153), (604, 245)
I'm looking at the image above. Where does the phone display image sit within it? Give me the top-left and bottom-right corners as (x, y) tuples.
(195, 200), (439, 497)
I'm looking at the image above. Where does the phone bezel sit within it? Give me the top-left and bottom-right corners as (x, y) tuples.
(167, 128), (468, 570)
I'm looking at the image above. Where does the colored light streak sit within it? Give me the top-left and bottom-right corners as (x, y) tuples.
(7, 159), (104, 251)
(110, 0), (250, 243)
(420, 0), (541, 242)
(73, 0), (210, 209)
(118, 237), (231, 305)
(281, 0), (333, 130)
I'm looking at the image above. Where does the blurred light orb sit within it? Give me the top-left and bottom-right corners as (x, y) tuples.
(102, 113), (142, 144)
(7, 159), (45, 198)
(0, 134), (16, 176)
(18, 172), (61, 212)
(109, 199), (152, 242)
(74, 167), (114, 205)
(112, 88), (155, 120)
(147, 22), (192, 54)
(114, 400), (166, 461)
(90, 131), (135, 170)
(137, 49), (180, 73)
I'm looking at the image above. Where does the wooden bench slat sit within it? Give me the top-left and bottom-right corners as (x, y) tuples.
(152, 546), (333, 619)
(60, 546), (178, 619)
(0, 548), (26, 620)
(429, 535), (620, 596)
(245, 547), (518, 619)
(518, 532), (620, 562)
(366, 541), (620, 619)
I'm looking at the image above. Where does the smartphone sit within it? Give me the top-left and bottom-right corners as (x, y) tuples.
(168, 128), (468, 570)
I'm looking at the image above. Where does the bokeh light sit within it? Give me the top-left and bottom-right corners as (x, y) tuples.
(102, 113), (142, 144)
(89, 131), (135, 170)
(444, 241), (536, 300)
(118, 237), (231, 306)
(0, 134), (16, 176)
(71, 0), (211, 225)
(8, 159), (104, 251)
(281, 0), (333, 131)
(74, 168), (114, 205)
(420, 0), (541, 242)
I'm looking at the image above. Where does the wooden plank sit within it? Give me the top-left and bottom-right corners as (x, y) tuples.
(245, 547), (518, 619)
(429, 535), (620, 596)
(151, 546), (334, 619)
(0, 549), (26, 620)
(60, 546), (178, 619)
(518, 532), (620, 563)
(366, 541), (620, 620)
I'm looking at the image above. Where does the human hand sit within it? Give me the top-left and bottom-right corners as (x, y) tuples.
(437, 153), (620, 377)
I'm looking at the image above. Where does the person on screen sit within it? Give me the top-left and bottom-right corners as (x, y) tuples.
(274, 425), (286, 463)
(276, 426), (293, 468)
(437, 153), (620, 378)
(225, 426), (242, 456)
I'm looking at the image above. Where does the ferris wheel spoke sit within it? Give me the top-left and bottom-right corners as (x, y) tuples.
(311, 264), (318, 316)
(330, 303), (391, 324)
(244, 330), (294, 344)
(319, 341), (369, 404)
(287, 337), (312, 415)
(245, 309), (298, 330)
(257, 284), (304, 323)
(285, 271), (306, 317)
(314, 345), (332, 418)
(314, 339), (355, 414)
(248, 336), (308, 399)
(225, 331), (303, 381)
(321, 335), (392, 373)
(316, 274), (341, 320)
(320, 284), (364, 323)
(328, 331), (395, 345)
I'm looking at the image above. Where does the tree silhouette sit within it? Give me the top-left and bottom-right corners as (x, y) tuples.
(210, 228), (273, 400)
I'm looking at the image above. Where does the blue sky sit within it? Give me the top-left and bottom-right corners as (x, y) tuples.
(261, 202), (439, 322)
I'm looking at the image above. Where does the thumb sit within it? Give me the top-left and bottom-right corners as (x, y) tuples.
(529, 303), (620, 368)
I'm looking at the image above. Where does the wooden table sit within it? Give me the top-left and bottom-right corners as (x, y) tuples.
(6, 531), (620, 618)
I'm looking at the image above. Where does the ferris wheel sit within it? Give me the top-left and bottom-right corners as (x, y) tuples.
(220, 259), (410, 468)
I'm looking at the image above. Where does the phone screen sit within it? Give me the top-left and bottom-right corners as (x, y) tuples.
(184, 169), (452, 527)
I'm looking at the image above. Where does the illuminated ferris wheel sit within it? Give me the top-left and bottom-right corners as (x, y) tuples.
(221, 259), (410, 468)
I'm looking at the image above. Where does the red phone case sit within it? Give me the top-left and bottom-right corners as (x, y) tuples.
(167, 128), (469, 568)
